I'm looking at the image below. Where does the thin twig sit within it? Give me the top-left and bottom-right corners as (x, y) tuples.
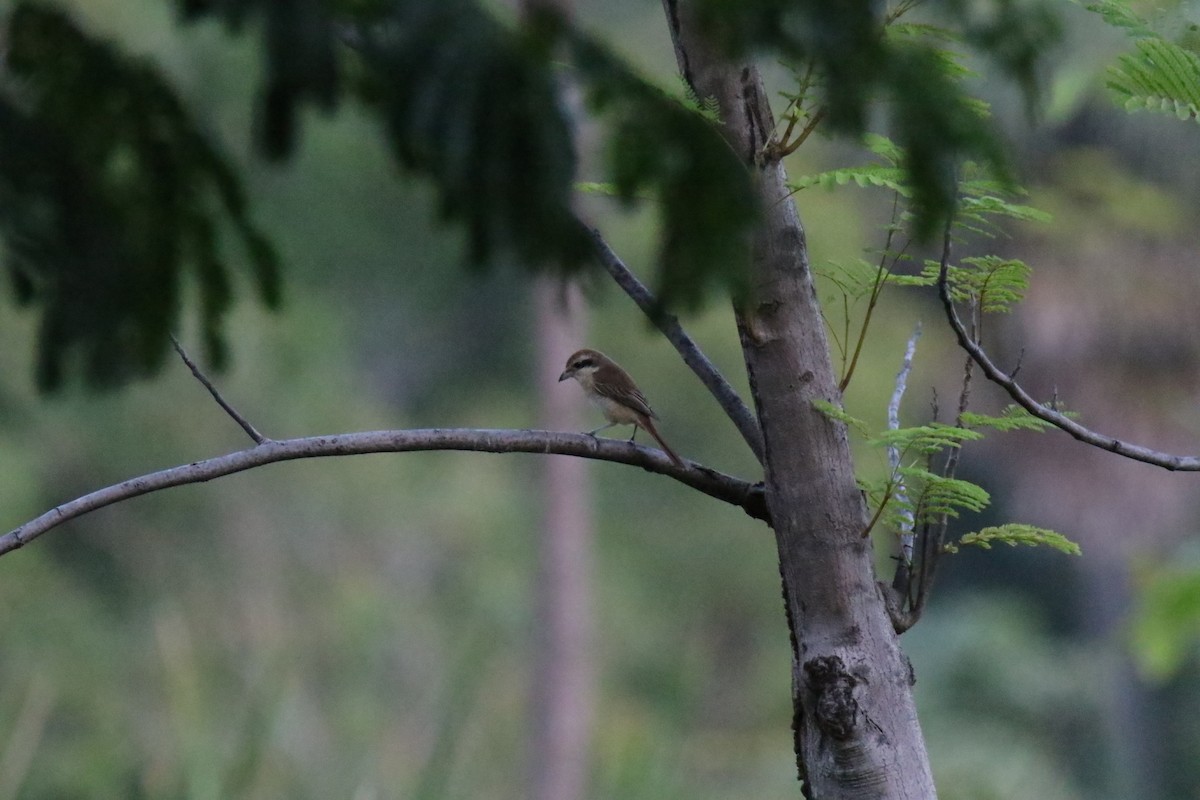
(0, 428), (770, 557)
(936, 223), (1200, 471)
(588, 228), (766, 464)
(775, 107), (827, 159)
(908, 222), (974, 622)
(170, 336), (269, 445)
(839, 194), (906, 391)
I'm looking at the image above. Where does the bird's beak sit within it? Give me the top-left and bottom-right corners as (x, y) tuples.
(557, 369), (572, 382)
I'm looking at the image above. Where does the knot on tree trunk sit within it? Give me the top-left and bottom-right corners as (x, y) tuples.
(804, 655), (859, 740)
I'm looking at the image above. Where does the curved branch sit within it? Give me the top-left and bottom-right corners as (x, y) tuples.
(937, 225), (1200, 472)
(0, 429), (769, 556)
(588, 227), (766, 464)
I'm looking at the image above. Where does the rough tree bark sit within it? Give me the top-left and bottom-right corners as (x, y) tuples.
(662, 3), (936, 796)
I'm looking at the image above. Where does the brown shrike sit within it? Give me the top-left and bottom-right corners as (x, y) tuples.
(558, 348), (684, 467)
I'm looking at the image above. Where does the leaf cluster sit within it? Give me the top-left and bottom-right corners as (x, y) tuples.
(1087, 0), (1200, 124)
(1, 4), (280, 391)
(179, 0), (341, 158)
(943, 524), (1082, 555)
(188, 0), (759, 304)
(917, 254), (1032, 313)
(814, 399), (1078, 555)
(695, 0), (1060, 238)
(804, 135), (1046, 388)
(2, 1), (763, 390)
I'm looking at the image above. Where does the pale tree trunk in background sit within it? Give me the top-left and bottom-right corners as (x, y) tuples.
(531, 279), (593, 800)
(524, 0), (594, 791)
(664, 3), (936, 796)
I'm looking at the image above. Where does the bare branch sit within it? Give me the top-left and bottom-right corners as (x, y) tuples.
(937, 224), (1200, 471)
(170, 336), (269, 445)
(588, 227), (766, 464)
(0, 429), (768, 556)
(888, 322), (922, 567)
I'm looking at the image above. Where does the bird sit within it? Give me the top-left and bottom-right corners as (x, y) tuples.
(558, 348), (684, 467)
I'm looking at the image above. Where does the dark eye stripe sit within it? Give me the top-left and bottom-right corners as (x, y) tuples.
(575, 358), (594, 368)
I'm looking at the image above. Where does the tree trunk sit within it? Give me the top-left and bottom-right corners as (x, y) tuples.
(662, 3), (936, 796)
(530, 283), (594, 800)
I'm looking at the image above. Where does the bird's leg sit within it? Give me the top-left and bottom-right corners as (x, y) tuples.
(628, 424), (640, 443)
(587, 422), (617, 437)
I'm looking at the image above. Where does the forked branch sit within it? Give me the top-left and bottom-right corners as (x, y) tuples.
(937, 223), (1200, 471)
(589, 228), (766, 464)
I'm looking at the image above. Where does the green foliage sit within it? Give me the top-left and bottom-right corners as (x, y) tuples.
(569, 32), (758, 308)
(812, 401), (1077, 551)
(1, 3), (280, 391)
(806, 135), (1046, 389)
(179, 0), (341, 158)
(1131, 564), (1200, 680)
(185, 0), (758, 306)
(814, 400), (991, 528)
(811, 398), (871, 437)
(869, 424), (984, 456)
(703, 0), (1060, 238)
(959, 404), (1058, 433)
(352, 1), (593, 270)
(904, 254), (1032, 313)
(792, 164), (909, 195)
(1107, 37), (1200, 122)
(943, 524), (1082, 555)
(949, 255), (1030, 313)
(903, 467), (991, 518)
(1089, 0), (1200, 123)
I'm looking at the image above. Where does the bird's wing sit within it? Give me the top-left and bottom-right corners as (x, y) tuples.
(593, 376), (657, 419)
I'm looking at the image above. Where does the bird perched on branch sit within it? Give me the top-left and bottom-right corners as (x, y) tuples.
(558, 348), (684, 467)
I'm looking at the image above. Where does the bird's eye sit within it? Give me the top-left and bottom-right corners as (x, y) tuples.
(576, 358), (594, 368)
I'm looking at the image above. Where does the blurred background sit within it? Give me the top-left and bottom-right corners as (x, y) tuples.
(1, 0), (1200, 797)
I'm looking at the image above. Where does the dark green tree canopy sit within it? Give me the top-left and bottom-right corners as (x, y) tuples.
(0, 0), (1060, 390)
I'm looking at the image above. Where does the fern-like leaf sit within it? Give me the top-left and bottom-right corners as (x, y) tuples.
(903, 467), (991, 518)
(791, 164), (910, 195)
(945, 524), (1082, 555)
(922, 255), (1031, 313)
(1107, 38), (1200, 123)
(959, 405), (1058, 433)
(811, 399), (873, 437)
(870, 424), (983, 456)
(1083, 0), (1155, 37)
(815, 258), (892, 300)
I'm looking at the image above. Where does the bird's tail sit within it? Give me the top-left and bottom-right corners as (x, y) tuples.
(641, 417), (685, 467)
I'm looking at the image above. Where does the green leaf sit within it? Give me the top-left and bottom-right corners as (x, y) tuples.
(1082, 0), (1155, 37)
(354, 1), (593, 271)
(569, 33), (758, 308)
(179, 0), (340, 158)
(944, 524), (1082, 555)
(959, 405), (1057, 433)
(816, 258), (892, 299)
(870, 424), (984, 456)
(688, 0), (1060, 241)
(791, 164), (911, 195)
(811, 399), (872, 437)
(1, 4), (280, 391)
(355, 3), (758, 305)
(1106, 38), (1200, 123)
(902, 468), (991, 518)
(923, 255), (1032, 313)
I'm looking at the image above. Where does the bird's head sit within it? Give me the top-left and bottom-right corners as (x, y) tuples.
(558, 349), (606, 383)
